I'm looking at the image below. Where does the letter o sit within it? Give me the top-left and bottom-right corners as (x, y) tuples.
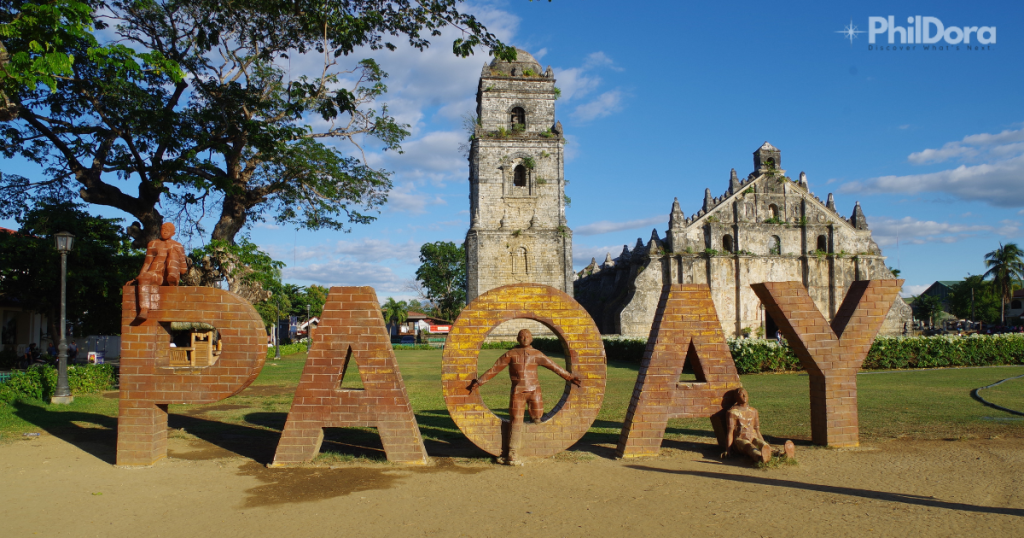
(944, 26), (964, 44)
(441, 285), (606, 458)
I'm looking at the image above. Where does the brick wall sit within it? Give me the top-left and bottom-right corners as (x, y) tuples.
(117, 286), (266, 467)
(751, 279), (903, 447)
(617, 284), (744, 458)
(271, 287), (428, 466)
(442, 284), (605, 459)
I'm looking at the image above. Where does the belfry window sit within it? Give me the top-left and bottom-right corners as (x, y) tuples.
(768, 236), (781, 256)
(513, 165), (527, 187)
(816, 235), (828, 252)
(768, 204), (779, 220)
(722, 235), (734, 253)
(510, 107), (526, 131)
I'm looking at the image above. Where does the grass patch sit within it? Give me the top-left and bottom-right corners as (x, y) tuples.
(2, 350), (1022, 458)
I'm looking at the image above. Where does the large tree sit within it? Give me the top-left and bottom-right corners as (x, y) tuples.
(1, 0), (513, 247)
(983, 242), (1024, 324)
(414, 241), (465, 322)
(0, 197), (143, 337)
(948, 276), (1002, 324)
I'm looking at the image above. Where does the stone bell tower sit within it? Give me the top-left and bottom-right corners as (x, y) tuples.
(465, 48), (572, 309)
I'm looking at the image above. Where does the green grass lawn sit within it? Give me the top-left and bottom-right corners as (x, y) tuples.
(2, 350), (1022, 459)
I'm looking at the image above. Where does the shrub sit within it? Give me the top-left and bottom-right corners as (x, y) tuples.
(0, 364), (118, 404)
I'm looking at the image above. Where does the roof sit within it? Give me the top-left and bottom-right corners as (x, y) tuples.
(758, 141), (778, 151)
(936, 281), (962, 287)
(1013, 289), (1024, 298)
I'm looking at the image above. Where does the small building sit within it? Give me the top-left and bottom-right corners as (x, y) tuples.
(389, 312), (452, 337)
(918, 281), (962, 311)
(1008, 290), (1024, 320)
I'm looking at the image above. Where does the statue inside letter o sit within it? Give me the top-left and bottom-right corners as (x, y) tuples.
(442, 284), (606, 459)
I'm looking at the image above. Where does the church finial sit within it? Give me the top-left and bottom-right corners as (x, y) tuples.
(620, 244), (630, 259)
(604, 252), (614, 267)
(669, 197), (685, 227)
(703, 188), (713, 212)
(850, 201), (869, 230)
(826, 193), (836, 212)
(729, 168), (740, 194)
(799, 171), (807, 189)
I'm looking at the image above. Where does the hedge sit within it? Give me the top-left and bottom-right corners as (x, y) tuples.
(0, 364), (119, 405)
(469, 334), (1024, 374)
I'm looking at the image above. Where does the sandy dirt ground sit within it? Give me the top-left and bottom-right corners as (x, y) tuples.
(1, 432), (1022, 538)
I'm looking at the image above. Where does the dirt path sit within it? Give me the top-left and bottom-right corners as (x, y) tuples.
(1, 433), (1022, 537)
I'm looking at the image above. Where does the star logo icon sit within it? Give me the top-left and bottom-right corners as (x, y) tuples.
(836, 19), (865, 45)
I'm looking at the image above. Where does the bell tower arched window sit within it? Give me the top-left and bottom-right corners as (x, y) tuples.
(816, 235), (828, 252)
(768, 235), (781, 256)
(510, 107), (526, 131)
(768, 204), (779, 220)
(722, 235), (734, 253)
(513, 165), (527, 187)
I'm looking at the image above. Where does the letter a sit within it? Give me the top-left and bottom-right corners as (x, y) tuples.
(271, 287), (428, 466)
(617, 284), (744, 458)
(751, 280), (903, 447)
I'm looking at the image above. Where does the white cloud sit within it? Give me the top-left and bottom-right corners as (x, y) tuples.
(572, 90), (624, 122)
(575, 215), (664, 236)
(907, 126), (1024, 164)
(266, 238), (422, 265)
(869, 215), (1019, 247)
(902, 284), (930, 298)
(533, 47), (548, 60)
(844, 125), (1024, 208)
(842, 154), (1024, 208)
(285, 259), (405, 293)
(373, 131), (466, 185)
(385, 183), (448, 215)
(899, 124), (911, 130)
(572, 244), (627, 268)
(334, 238), (421, 264)
(552, 51), (621, 103)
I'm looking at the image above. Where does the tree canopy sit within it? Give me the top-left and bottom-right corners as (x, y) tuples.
(381, 297), (408, 334)
(414, 240), (465, 322)
(948, 276), (1002, 324)
(982, 242), (1024, 323)
(1, 0), (514, 248)
(0, 197), (143, 336)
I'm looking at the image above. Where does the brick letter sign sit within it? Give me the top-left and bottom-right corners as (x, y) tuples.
(271, 287), (427, 466)
(442, 285), (606, 459)
(751, 280), (903, 447)
(118, 286), (266, 467)
(616, 284), (744, 458)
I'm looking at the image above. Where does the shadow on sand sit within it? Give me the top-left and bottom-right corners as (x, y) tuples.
(626, 465), (1024, 517)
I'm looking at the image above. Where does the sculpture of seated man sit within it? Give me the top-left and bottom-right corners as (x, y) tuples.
(467, 329), (581, 465)
(126, 222), (186, 321)
(724, 388), (776, 463)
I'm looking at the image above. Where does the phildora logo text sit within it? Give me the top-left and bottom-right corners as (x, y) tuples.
(862, 16), (995, 51)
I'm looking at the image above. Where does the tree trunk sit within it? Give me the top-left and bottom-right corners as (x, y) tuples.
(211, 193), (249, 243)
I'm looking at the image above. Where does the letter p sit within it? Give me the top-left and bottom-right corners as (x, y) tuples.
(868, 16), (887, 44)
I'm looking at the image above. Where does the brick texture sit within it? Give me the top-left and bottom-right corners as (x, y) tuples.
(616, 284), (744, 458)
(117, 285), (267, 467)
(442, 284), (606, 458)
(271, 287), (428, 466)
(751, 279), (903, 447)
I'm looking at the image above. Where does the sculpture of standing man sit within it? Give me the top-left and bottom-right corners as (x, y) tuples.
(468, 329), (581, 465)
(127, 222), (186, 321)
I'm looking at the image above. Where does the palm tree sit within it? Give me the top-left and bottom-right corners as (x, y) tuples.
(381, 298), (409, 337)
(983, 242), (1024, 324)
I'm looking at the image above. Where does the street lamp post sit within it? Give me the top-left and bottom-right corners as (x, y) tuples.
(274, 297), (281, 360)
(306, 304), (311, 352)
(52, 231), (75, 405)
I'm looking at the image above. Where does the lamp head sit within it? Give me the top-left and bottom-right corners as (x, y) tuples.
(54, 231), (75, 254)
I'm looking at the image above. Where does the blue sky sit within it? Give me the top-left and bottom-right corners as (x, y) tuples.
(4, 0), (1024, 300)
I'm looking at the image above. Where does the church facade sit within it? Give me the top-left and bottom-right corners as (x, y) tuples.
(464, 50), (573, 338)
(573, 143), (912, 339)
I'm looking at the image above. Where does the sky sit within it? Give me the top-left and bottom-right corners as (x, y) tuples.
(4, 0), (1024, 301)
